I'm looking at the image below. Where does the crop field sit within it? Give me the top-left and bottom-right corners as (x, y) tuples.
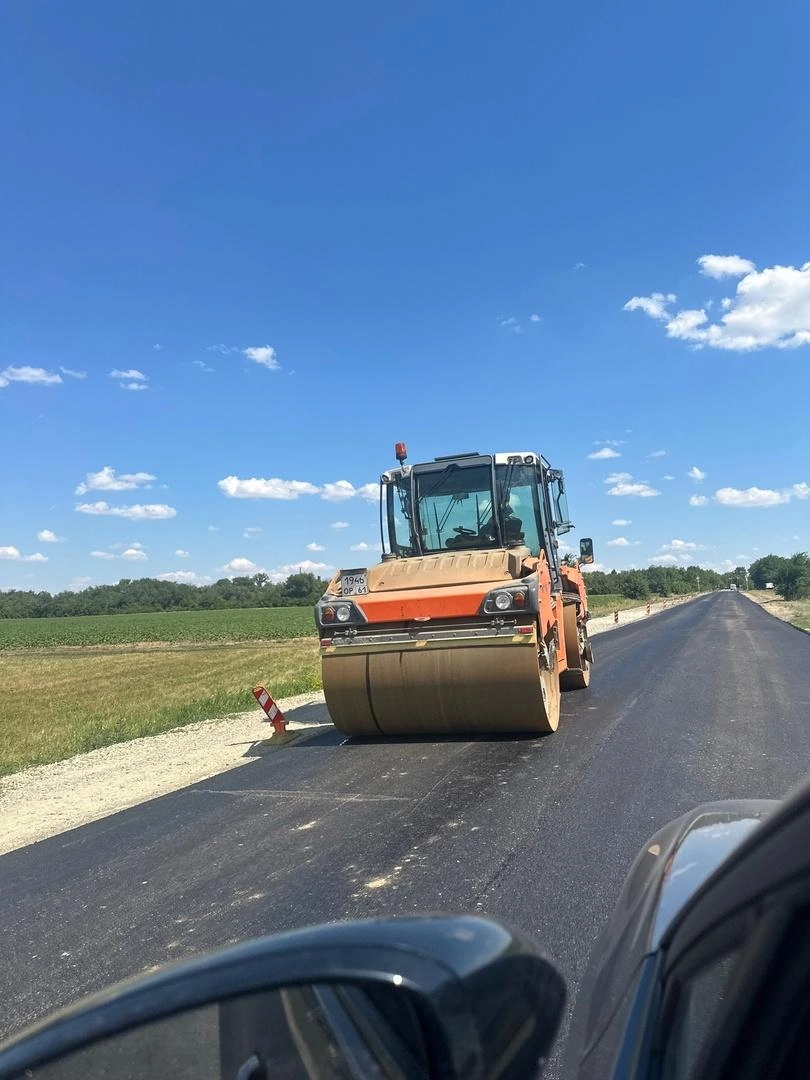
(1, 638), (321, 778)
(0, 607), (316, 650)
(588, 594), (653, 616)
(0, 595), (682, 777)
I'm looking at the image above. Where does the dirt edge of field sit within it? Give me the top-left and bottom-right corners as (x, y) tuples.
(0, 595), (696, 856)
(742, 591), (810, 635)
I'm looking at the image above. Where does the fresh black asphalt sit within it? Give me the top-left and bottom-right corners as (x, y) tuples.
(2, 592), (809, 1076)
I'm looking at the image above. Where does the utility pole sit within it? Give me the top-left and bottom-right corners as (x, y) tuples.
(696, 571), (700, 593)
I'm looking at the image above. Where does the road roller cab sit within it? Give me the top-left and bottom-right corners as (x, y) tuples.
(316, 445), (593, 737)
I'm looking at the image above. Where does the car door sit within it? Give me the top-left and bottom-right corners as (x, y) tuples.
(649, 780), (810, 1080)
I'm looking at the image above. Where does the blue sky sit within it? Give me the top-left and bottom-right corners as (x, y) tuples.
(2, 0), (809, 591)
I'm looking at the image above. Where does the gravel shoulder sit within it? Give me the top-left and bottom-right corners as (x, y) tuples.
(0, 692), (328, 856)
(742, 591), (810, 633)
(0, 596), (695, 856)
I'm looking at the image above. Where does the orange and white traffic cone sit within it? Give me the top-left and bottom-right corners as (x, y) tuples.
(252, 686), (288, 734)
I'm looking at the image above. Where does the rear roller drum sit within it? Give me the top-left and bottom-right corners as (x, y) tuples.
(537, 643), (561, 733)
(560, 602), (591, 691)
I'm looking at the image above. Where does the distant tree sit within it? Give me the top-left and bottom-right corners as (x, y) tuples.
(748, 555), (788, 590)
(621, 570), (650, 600)
(279, 572), (326, 606)
(774, 552), (810, 601)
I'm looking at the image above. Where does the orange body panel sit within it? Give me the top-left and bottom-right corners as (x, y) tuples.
(354, 581), (495, 623)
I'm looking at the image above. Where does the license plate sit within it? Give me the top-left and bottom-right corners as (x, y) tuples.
(341, 570), (369, 596)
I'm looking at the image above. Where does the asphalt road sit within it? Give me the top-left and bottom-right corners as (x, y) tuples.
(2, 592), (810, 1076)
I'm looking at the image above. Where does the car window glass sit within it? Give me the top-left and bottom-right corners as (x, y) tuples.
(662, 947), (742, 1080)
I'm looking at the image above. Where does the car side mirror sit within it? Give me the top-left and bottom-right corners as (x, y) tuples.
(0, 916), (566, 1080)
(579, 538), (594, 564)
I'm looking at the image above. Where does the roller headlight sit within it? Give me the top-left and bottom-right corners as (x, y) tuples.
(480, 582), (536, 615)
(316, 598), (368, 629)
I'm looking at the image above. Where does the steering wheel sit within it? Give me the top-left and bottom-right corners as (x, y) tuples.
(453, 526), (477, 536)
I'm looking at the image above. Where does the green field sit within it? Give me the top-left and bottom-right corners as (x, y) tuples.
(588, 594), (655, 616)
(0, 594), (689, 778)
(0, 606), (316, 650)
(1, 639), (321, 778)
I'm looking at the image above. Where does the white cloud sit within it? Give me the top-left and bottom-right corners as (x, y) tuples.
(243, 527), (263, 538)
(223, 557), (258, 573)
(207, 344), (239, 355)
(110, 369), (146, 381)
(649, 449), (667, 458)
(688, 466), (706, 481)
(76, 502), (177, 520)
(649, 539), (703, 566)
(307, 542), (325, 551)
(607, 537), (631, 547)
(698, 254), (756, 279)
(153, 344), (163, 351)
(0, 365), (62, 388)
(650, 554), (681, 566)
(243, 345), (280, 370)
(207, 525), (219, 532)
(59, 367), (87, 379)
(320, 480), (378, 503)
(218, 476), (319, 500)
(175, 549), (190, 558)
(350, 541), (382, 552)
(581, 562), (607, 573)
(0, 546), (48, 562)
(622, 292), (676, 320)
(122, 382), (149, 391)
(608, 481), (660, 497)
(266, 560), (333, 583)
(627, 256), (810, 351)
(75, 466), (156, 496)
(321, 480), (356, 502)
(588, 447), (620, 460)
(530, 313), (541, 322)
(193, 360), (214, 372)
(611, 519), (631, 526)
(37, 529), (63, 543)
(330, 521), (350, 530)
(157, 571), (205, 583)
(91, 550), (115, 560)
(713, 483), (809, 508)
(663, 475), (675, 481)
(573, 262), (587, 270)
(689, 495), (709, 507)
(122, 547), (148, 561)
(604, 471), (658, 497)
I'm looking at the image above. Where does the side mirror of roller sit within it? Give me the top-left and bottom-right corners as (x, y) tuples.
(579, 538), (594, 564)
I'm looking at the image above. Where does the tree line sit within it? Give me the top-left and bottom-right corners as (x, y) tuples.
(2, 554), (807, 620)
(576, 563), (738, 599)
(747, 553), (810, 601)
(0, 572), (330, 620)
